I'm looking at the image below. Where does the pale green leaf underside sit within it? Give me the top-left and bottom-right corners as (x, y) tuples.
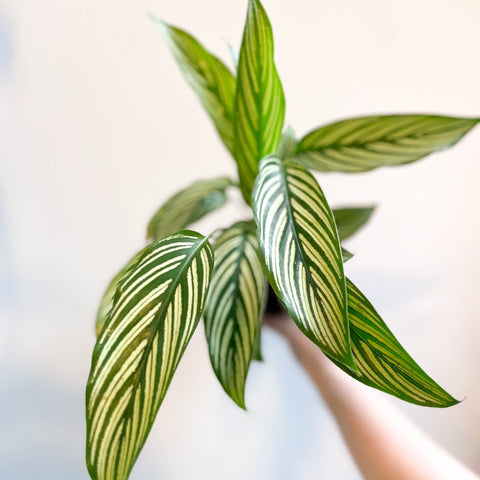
(86, 231), (213, 480)
(333, 206), (375, 241)
(253, 156), (354, 367)
(204, 222), (266, 408)
(152, 18), (237, 155)
(330, 279), (458, 407)
(234, 0), (285, 202)
(147, 177), (233, 241)
(297, 114), (479, 172)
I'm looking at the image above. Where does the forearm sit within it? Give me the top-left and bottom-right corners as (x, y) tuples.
(273, 317), (479, 480)
(313, 356), (478, 480)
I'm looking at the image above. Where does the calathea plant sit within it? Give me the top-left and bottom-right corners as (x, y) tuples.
(85, 1), (479, 478)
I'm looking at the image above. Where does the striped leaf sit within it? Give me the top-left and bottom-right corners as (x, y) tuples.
(234, 0), (285, 202)
(86, 231), (214, 480)
(204, 222), (266, 408)
(297, 114), (479, 173)
(95, 250), (145, 337)
(253, 156), (354, 367)
(152, 18), (237, 154)
(333, 206), (375, 241)
(147, 177), (233, 241)
(331, 279), (458, 407)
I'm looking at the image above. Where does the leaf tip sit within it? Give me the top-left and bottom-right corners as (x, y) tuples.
(149, 14), (169, 36)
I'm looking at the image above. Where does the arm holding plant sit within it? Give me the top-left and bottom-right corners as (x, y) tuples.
(86, 1), (480, 478)
(268, 314), (480, 480)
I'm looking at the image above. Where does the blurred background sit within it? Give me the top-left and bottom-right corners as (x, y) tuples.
(2, 0), (480, 478)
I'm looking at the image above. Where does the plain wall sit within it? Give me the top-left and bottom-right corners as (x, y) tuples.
(2, 0), (480, 478)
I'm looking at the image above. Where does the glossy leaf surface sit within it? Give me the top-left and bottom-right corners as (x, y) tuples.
(86, 231), (213, 480)
(297, 114), (479, 172)
(153, 18), (237, 154)
(147, 177), (233, 241)
(253, 156), (353, 366)
(204, 222), (266, 407)
(331, 279), (458, 407)
(234, 0), (285, 202)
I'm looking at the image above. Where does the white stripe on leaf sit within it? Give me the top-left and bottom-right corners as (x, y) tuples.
(253, 156), (354, 367)
(86, 231), (213, 480)
(204, 222), (266, 408)
(152, 18), (237, 155)
(297, 115), (479, 173)
(329, 279), (458, 407)
(147, 177), (233, 241)
(234, 0), (285, 203)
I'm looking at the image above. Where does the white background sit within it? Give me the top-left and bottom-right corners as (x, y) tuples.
(2, 0), (480, 478)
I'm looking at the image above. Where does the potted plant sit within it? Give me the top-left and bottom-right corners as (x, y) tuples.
(85, 1), (479, 478)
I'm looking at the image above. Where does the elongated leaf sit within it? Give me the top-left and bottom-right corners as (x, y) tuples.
(234, 0), (285, 202)
(86, 231), (214, 480)
(147, 177), (233, 241)
(95, 250), (145, 336)
(297, 114), (479, 172)
(330, 279), (458, 407)
(152, 18), (237, 154)
(253, 156), (354, 367)
(204, 222), (266, 408)
(333, 206), (375, 241)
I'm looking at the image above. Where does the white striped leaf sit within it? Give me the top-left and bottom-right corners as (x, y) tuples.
(297, 114), (479, 172)
(234, 0), (285, 202)
(204, 222), (266, 408)
(253, 156), (354, 367)
(95, 250), (145, 337)
(147, 177), (233, 241)
(330, 279), (458, 407)
(152, 18), (237, 155)
(86, 231), (214, 480)
(333, 206), (375, 241)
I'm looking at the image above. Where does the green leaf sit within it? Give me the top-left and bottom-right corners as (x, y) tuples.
(204, 222), (266, 408)
(333, 206), (375, 241)
(234, 0), (285, 202)
(296, 114), (479, 172)
(252, 326), (263, 361)
(147, 177), (233, 241)
(152, 17), (237, 155)
(86, 231), (214, 480)
(95, 250), (145, 337)
(253, 156), (354, 367)
(277, 126), (297, 161)
(341, 247), (354, 262)
(330, 279), (458, 407)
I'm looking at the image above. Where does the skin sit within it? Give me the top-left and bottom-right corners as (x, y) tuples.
(265, 313), (480, 480)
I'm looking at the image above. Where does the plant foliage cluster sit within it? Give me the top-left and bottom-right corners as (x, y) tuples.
(86, 1), (479, 478)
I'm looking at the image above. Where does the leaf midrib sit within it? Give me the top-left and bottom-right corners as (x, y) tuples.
(107, 235), (209, 450)
(276, 161), (341, 354)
